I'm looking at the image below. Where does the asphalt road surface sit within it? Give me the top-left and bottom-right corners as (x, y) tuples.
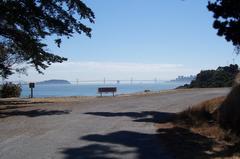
(0, 88), (229, 159)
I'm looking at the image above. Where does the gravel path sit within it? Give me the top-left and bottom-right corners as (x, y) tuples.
(0, 88), (229, 159)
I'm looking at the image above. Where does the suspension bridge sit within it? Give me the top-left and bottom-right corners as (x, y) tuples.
(4, 78), (165, 85)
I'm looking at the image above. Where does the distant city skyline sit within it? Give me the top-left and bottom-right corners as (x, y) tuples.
(9, 61), (198, 82)
(8, 0), (239, 82)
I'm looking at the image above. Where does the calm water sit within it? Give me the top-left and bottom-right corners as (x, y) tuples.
(21, 82), (185, 98)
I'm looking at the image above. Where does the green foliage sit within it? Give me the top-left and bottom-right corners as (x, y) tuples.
(181, 64), (239, 88)
(207, 0), (240, 51)
(0, 0), (95, 78)
(1, 83), (22, 98)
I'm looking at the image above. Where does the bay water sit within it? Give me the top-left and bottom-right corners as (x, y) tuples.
(21, 82), (185, 98)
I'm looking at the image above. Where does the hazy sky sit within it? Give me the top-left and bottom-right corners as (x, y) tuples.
(9, 0), (239, 82)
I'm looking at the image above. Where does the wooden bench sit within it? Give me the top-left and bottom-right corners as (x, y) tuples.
(98, 87), (117, 97)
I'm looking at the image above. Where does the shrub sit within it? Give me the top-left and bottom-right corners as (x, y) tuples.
(178, 64), (239, 88)
(0, 83), (22, 98)
(218, 84), (240, 135)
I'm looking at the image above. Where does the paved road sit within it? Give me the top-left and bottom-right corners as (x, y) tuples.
(0, 88), (229, 159)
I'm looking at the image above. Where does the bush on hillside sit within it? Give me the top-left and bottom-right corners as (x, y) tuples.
(0, 83), (22, 98)
(179, 64), (239, 88)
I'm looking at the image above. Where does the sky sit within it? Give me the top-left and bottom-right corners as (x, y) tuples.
(9, 0), (240, 82)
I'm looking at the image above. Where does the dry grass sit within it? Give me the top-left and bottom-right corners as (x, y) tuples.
(157, 96), (240, 159)
(178, 96), (225, 126)
(177, 96), (240, 142)
(157, 123), (240, 159)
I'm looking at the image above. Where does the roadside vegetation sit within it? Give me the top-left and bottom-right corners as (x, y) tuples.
(178, 72), (240, 135)
(178, 64), (239, 89)
(0, 83), (21, 98)
(169, 79), (240, 158)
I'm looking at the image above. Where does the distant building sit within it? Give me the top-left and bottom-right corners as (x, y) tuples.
(170, 75), (196, 83)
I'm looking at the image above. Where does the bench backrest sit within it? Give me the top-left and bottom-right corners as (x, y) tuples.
(98, 87), (117, 93)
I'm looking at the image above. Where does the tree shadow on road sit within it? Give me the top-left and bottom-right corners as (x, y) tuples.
(62, 143), (131, 159)
(62, 111), (240, 159)
(0, 100), (52, 106)
(0, 105), (31, 111)
(61, 130), (172, 159)
(85, 111), (175, 124)
(61, 111), (174, 159)
(0, 109), (70, 118)
(157, 126), (215, 159)
(0, 100), (53, 111)
(0, 99), (70, 118)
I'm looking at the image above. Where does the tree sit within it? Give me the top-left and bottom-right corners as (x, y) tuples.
(0, 0), (95, 78)
(207, 0), (240, 53)
(208, 0), (240, 134)
(183, 64), (239, 88)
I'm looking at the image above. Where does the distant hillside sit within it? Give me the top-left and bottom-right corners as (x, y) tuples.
(37, 79), (71, 85)
(177, 64), (239, 89)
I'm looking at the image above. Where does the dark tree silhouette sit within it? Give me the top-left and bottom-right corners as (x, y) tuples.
(207, 0), (240, 52)
(208, 0), (240, 134)
(180, 64), (239, 88)
(0, 0), (95, 78)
